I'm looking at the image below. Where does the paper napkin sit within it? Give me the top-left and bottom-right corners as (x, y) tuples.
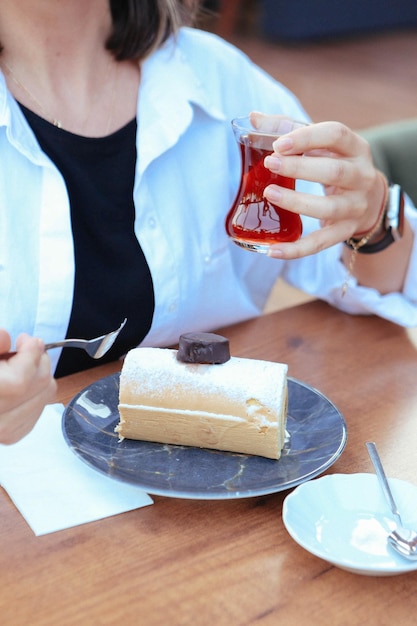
(0, 403), (153, 535)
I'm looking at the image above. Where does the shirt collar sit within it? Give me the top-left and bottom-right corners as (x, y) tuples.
(136, 33), (226, 176)
(0, 70), (53, 165)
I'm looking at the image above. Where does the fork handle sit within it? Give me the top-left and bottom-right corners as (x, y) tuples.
(0, 344), (56, 361)
(0, 340), (80, 360)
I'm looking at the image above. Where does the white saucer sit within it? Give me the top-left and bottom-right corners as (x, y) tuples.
(283, 473), (417, 576)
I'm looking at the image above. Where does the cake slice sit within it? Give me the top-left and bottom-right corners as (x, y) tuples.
(116, 343), (288, 460)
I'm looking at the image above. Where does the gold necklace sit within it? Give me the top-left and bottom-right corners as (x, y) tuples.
(105, 63), (118, 135)
(1, 60), (63, 128)
(1, 58), (117, 134)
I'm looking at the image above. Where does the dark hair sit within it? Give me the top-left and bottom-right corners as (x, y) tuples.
(106, 0), (201, 62)
(0, 1), (201, 60)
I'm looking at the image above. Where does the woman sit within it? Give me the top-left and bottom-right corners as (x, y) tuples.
(0, 0), (416, 443)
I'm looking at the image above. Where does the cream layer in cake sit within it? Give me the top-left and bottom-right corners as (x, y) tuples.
(116, 348), (288, 459)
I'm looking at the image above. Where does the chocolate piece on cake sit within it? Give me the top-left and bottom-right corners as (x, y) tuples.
(177, 332), (230, 364)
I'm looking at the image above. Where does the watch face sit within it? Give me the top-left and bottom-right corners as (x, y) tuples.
(398, 188), (405, 239)
(387, 184), (404, 241)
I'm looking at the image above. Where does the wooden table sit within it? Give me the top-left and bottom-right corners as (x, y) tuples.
(2, 300), (417, 625)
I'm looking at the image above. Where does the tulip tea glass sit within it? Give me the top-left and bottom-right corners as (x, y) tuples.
(225, 116), (303, 253)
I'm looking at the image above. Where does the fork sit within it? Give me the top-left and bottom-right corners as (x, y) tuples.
(0, 318), (127, 361)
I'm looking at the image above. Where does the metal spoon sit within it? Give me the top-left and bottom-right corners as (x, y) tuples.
(0, 318), (127, 361)
(366, 441), (417, 560)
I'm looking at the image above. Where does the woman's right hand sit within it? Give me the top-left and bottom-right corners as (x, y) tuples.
(0, 330), (57, 444)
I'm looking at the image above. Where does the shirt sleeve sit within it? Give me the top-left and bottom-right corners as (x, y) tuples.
(283, 194), (417, 327)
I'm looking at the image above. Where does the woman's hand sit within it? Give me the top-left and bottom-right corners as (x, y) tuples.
(0, 330), (57, 444)
(250, 112), (386, 259)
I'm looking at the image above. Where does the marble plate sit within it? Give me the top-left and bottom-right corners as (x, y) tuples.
(283, 473), (417, 575)
(62, 374), (347, 499)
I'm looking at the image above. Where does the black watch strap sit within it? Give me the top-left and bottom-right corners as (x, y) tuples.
(344, 184), (404, 254)
(354, 228), (395, 254)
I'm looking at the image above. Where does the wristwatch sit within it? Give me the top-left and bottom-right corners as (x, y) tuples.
(351, 184), (405, 254)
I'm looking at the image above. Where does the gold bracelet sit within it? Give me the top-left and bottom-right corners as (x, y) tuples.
(342, 174), (389, 297)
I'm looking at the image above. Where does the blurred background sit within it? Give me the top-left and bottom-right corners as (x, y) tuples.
(200, 0), (417, 129)
(199, 0), (417, 311)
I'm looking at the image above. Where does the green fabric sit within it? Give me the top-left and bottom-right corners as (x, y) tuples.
(360, 118), (417, 206)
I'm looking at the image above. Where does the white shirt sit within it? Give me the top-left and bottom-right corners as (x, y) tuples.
(1, 28), (417, 372)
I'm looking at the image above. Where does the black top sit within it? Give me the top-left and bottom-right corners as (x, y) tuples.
(19, 104), (155, 377)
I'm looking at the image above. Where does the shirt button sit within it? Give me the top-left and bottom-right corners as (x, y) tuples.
(169, 302), (177, 313)
(148, 217), (156, 229)
(204, 255), (211, 264)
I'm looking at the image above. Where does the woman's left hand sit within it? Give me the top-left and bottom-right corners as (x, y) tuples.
(250, 112), (387, 259)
